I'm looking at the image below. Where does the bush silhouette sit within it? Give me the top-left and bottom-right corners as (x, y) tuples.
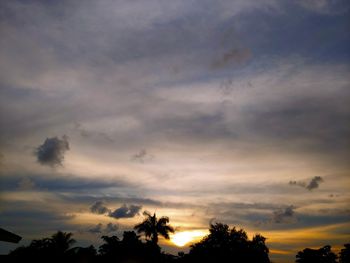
(339, 243), (350, 263)
(296, 245), (337, 263)
(185, 223), (270, 263)
(6, 217), (348, 263)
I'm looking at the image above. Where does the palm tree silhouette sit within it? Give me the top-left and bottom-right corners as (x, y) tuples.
(134, 211), (175, 245)
(50, 231), (76, 254)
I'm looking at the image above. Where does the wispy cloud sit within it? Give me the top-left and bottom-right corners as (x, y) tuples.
(130, 149), (154, 163)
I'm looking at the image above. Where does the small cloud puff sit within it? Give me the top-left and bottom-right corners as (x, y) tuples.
(90, 201), (142, 219)
(90, 201), (111, 215)
(109, 204), (142, 219)
(289, 176), (323, 191)
(272, 206), (297, 224)
(88, 222), (118, 234)
(35, 135), (69, 167)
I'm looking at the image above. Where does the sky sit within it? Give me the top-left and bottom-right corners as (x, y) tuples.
(0, 0), (349, 262)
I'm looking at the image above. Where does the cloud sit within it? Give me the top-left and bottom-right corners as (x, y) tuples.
(272, 206), (297, 224)
(35, 135), (69, 167)
(88, 223), (103, 233)
(131, 149), (154, 163)
(289, 176), (324, 191)
(90, 201), (142, 219)
(90, 201), (111, 215)
(105, 222), (118, 233)
(108, 204), (142, 219)
(295, 0), (350, 15)
(88, 222), (118, 234)
(17, 177), (35, 190)
(211, 48), (251, 69)
(74, 122), (114, 143)
(306, 176), (324, 190)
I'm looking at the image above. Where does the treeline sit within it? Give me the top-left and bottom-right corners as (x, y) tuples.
(3, 213), (350, 263)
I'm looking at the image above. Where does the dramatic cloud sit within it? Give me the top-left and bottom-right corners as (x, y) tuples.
(289, 176), (324, 191)
(90, 201), (110, 215)
(35, 136), (69, 167)
(1, 0), (349, 261)
(109, 204), (142, 219)
(272, 206), (296, 224)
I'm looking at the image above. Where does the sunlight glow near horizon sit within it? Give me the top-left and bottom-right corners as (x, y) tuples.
(171, 230), (207, 247)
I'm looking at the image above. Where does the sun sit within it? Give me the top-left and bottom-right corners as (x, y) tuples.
(171, 230), (207, 247)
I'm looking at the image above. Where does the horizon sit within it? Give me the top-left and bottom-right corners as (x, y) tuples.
(0, 1), (350, 262)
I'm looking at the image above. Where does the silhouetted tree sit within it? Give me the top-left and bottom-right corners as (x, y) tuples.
(120, 231), (145, 260)
(8, 231), (76, 262)
(296, 245), (337, 263)
(50, 231), (76, 255)
(188, 223), (270, 263)
(98, 235), (121, 259)
(134, 211), (175, 245)
(339, 243), (350, 263)
(66, 245), (97, 263)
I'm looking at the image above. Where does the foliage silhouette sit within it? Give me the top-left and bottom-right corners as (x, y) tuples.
(134, 211), (175, 245)
(50, 231), (76, 255)
(8, 231), (80, 262)
(5, 217), (349, 263)
(339, 243), (350, 263)
(183, 223), (270, 263)
(296, 245), (337, 263)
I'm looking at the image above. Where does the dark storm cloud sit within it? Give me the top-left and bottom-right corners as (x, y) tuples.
(289, 176), (324, 191)
(108, 204), (142, 219)
(90, 201), (110, 215)
(35, 135), (69, 167)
